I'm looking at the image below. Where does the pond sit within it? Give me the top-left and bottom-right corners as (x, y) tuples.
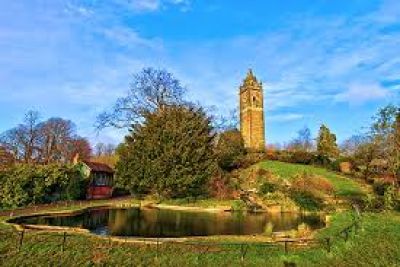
(13, 207), (325, 238)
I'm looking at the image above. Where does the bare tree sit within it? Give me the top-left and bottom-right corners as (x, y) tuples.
(37, 118), (76, 163)
(0, 112), (91, 164)
(212, 108), (239, 133)
(340, 135), (366, 156)
(96, 67), (187, 129)
(0, 111), (41, 163)
(68, 137), (92, 162)
(94, 142), (115, 156)
(287, 126), (314, 152)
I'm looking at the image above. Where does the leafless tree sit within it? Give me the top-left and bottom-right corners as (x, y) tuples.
(0, 111), (41, 163)
(96, 67), (187, 129)
(0, 112), (91, 164)
(287, 126), (314, 152)
(211, 108), (239, 133)
(94, 142), (115, 156)
(37, 118), (76, 163)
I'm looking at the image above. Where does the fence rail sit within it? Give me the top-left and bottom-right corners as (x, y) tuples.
(0, 218), (361, 266)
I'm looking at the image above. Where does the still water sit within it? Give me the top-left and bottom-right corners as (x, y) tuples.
(14, 207), (325, 238)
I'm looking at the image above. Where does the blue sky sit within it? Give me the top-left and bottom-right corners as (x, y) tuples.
(0, 0), (399, 146)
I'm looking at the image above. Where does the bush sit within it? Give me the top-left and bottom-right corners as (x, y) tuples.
(288, 172), (333, 211)
(362, 194), (385, 211)
(384, 185), (396, 210)
(239, 152), (266, 169)
(208, 170), (236, 199)
(291, 172), (334, 197)
(289, 151), (314, 165)
(259, 182), (278, 195)
(0, 164), (85, 208)
(372, 180), (392, 196)
(290, 190), (323, 211)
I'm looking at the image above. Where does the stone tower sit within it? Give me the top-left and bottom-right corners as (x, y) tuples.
(239, 69), (265, 150)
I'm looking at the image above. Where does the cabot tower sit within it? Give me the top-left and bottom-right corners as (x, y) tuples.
(239, 69), (265, 150)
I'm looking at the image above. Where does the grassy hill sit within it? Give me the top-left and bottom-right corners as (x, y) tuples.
(238, 160), (368, 211)
(257, 161), (365, 197)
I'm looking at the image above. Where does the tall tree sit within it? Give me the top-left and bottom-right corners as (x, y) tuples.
(116, 105), (215, 198)
(316, 124), (339, 158)
(96, 67), (187, 129)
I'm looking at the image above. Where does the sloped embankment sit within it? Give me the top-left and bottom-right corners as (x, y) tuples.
(238, 160), (367, 211)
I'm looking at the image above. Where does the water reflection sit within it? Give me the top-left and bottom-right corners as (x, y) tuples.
(15, 207), (325, 238)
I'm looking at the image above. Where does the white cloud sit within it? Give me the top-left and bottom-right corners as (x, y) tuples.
(130, 0), (160, 11)
(120, 0), (191, 12)
(64, 2), (94, 18)
(102, 26), (163, 49)
(335, 83), (390, 104)
(268, 113), (304, 122)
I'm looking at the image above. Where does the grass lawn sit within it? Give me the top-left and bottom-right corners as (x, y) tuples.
(257, 161), (365, 197)
(1, 197), (399, 266)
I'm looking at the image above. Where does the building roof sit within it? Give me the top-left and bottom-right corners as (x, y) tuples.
(83, 161), (114, 174)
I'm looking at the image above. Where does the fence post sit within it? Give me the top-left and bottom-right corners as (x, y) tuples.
(344, 229), (349, 242)
(284, 241), (289, 254)
(18, 229), (25, 252)
(240, 244), (248, 265)
(325, 237), (331, 253)
(61, 232), (67, 252)
(156, 237), (160, 260)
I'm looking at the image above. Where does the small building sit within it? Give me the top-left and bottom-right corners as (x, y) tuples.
(81, 161), (114, 199)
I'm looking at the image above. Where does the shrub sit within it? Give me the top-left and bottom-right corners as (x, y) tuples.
(259, 182), (278, 195)
(0, 164), (85, 208)
(208, 170), (236, 199)
(372, 180), (392, 196)
(289, 151), (314, 165)
(290, 190), (323, 211)
(384, 185), (396, 210)
(239, 152), (266, 169)
(291, 172), (334, 197)
(289, 172), (333, 211)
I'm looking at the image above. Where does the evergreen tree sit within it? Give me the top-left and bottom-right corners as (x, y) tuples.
(316, 124), (339, 159)
(215, 129), (246, 171)
(116, 105), (216, 198)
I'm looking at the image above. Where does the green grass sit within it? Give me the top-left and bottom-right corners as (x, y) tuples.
(1, 209), (399, 266)
(257, 161), (364, 197)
